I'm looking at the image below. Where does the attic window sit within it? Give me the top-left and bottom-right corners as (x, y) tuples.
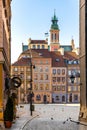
(55, 58), (60, 62)
(39, 53), (43, 56)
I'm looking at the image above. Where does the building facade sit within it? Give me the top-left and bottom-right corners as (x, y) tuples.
(11, 12), (80, 104)
(11, 49), (80, 104)
(0, 0), (12, 124)
(79, 0), (87, 121)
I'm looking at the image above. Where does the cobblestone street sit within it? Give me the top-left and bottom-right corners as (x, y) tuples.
(22, 104), (87, 130)
(2, 104), (87, 130)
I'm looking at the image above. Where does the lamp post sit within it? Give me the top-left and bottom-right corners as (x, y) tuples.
(69, 74), (75, 103)
(29, 60), (35, 116)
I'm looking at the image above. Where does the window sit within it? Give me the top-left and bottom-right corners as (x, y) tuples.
(62, 69), (65, 75)
(71, 69), (76, 76)
(62, 77), (65, 83)
(2, 0), (6, 8)
(39, 53), (43, 56)
(46, 60), (49, 64)
(45, 84), (49, 90)
(62, 86), (65, 91)
(40, 84), (43, 90)
(40, 61), (43, 64)
(27, 67), (30, 71)
(73, 60), (77, 64)
(57, 77), (60, 83)
(37, 45), (40, 49)
(42, 45), (44, 49)
(14, 67), (18, 71)
(68, 61), (72, 64)
(40, 74), (43, 80)
(34, 84), (38, 90)
(52, 85), (56, 91)
(34, 66), (38, 72)
(34, 74), (38, 80)
(52, 77), (56, 82)
(62, 96), (65, 102)
(27, 83), (30, 89)
(39, 67), (43, 72)
(55, 58), (60, 62)
(55, 33), (56, 40)
(68, 86), (72, 91)
(36, 95), (41, 101)
(20, 73), (24, 79)
(20, 67), (24, 72)
(45, 66), (49, 72)
(68, 70), (71, 75)
(56, 96), (59, 101)
(27, 75), (31, 80)
(78, 86), (80, 91)
(74, 95), (78, 101)
(57, 86), (61, 91)
(45, 74), (48, 80)
(73, 86), (77, 91)
(51, 33), (53, 42)
(57, 69), (60, 75)
(33, 45), (36, 49)
(53, 69), (56, 74)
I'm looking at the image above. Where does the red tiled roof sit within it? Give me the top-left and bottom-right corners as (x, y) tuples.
(12, 50), (79, 67)
(50, 52), (66, 67)
(30, 40), (47, 44)
(12, 58), (31, 66)
(20, 49), (51, 58)
(64, 52), (79, 60)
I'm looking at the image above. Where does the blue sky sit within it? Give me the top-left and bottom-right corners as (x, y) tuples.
(11, 0), (79, 63)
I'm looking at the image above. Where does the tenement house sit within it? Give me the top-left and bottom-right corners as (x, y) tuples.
(11, 12), (80, 104)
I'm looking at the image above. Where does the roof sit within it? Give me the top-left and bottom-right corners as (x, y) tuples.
(64, 51), (79, 60)
(20, 49), (51, 58)
(12, 49), (79, 67)
(12, 58), (31, 66)
(30, 40), (48, 44)
(51, 12), (59, 30)
(50, 52), (66, 67)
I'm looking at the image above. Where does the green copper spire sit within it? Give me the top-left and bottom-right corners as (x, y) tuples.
(51, 10), (59, 30)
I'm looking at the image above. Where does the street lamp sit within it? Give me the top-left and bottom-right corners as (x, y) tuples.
(70, 74), (75, 84)
(29, 60), (35, 116)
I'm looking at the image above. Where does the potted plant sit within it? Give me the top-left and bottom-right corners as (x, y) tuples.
(4, 96), (14, 128)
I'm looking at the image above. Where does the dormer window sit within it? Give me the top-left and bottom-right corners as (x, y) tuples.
(68, 61), (72, 64)
(55, 58), (60, 62)
(39, 53), (43, 56)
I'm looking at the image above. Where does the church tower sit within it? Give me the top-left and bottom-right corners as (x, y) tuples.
(50, 11), (60, 51)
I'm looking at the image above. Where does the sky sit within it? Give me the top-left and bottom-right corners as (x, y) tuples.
(11, 0), (79, 63)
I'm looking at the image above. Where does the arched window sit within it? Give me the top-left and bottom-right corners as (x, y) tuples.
(55, 33), (56, 40)
(51, 33), (53, 42)
(62, 95), (65, 102)
(36, 94), (41, 101)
